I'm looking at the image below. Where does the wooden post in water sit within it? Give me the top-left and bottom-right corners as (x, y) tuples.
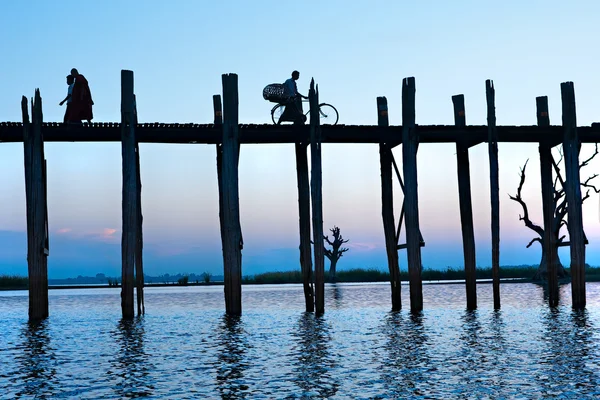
(561, 82), (586, 308)
(134, 93), (145, 315)
(221, 74), (243, 315)
(214, 95), (226, 269)
(309, 79), (325, 315)
(453, 94), (477, 310)
(121, 70), (137, 319)
(22, 91), (49, 320)
(536, 96), (558, 307)
(486, 80), (501, 309)
(295, 141), (315, 312)
(377, 96), (401, 310)
(401, 77), (423, 312)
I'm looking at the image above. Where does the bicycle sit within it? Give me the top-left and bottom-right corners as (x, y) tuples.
(270, 99), (339, 125)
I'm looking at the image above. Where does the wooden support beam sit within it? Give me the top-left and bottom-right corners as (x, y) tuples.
(486, 79), (501, 310)
(378, 96), (401, 310)
(536, 96), (558, 307)
(295, 141), (314, 312)
(221, 74), (243, 315)
(22, 91), (49, 320)
(401, 77), (423, 313)
(121, 70), (137, 319)
(309, 79), (325, 315)
(561, 82), (586, 308)
(214, 94), (226, 279)
(135, 141), (144, 316)
(453, 94), (477, 310)
(213, 95), (223, 125)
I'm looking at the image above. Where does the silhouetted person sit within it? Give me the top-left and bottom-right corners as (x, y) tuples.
(280, 70), (307, 124)
(68, 68), (94, 123)
(59, 75), (75, 123)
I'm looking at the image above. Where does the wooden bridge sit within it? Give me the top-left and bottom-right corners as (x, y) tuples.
(2, 70), (596, 320)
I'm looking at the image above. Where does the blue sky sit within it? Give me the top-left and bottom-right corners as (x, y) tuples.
(1, 1), (600, 278)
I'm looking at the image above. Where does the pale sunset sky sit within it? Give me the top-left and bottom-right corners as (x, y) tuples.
(1, 1), (600, 278)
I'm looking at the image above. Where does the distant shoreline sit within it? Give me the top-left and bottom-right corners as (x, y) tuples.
(3, 265), (600, 291)
(0, 277), (574, 292)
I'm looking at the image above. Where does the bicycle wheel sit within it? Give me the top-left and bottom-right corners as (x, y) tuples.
(318, 103), (339, 125)
(271, 104), (285, 124)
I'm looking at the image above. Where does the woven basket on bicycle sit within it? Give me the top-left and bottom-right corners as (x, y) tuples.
(263, 84), (287, 103)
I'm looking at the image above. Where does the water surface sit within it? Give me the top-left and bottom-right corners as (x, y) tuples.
(1, 282), (600, 398)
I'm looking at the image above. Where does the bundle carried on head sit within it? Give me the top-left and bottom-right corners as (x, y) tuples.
(263, 84), (286, 103)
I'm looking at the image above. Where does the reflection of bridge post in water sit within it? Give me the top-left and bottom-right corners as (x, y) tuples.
(16, 320), (58, 398)
(538, 308), (595, 395)
(487, 310), (508, 390)
(536, 280), (565, 306)
(455, 310), (486, 396)
(379, 311), (430, 397)
(215, 315), (250, 398)
(291, 313), (338, 398)
(330, 283), (343, 309)
(109, 317), (154, 398)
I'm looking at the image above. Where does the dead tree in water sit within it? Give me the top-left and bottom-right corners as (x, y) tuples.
(323, 226), (349, 282)
(509, 146), (599, 280)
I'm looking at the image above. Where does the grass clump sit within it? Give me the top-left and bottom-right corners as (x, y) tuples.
(0, 275), (28, 289)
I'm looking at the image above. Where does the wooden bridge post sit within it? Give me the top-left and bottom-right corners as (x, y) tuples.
(536, 96), (558, 306)
(453, 95), (477, 310)
(401, 77), (423, 312)
(561, 82), (586, 308)
(133, 95), (144, 316)
(214, 94), (227, 275)
(295, 141), (315, 312)
(377, 96), (401, 310)
(22, 91), (49, 320)
(486, 80), (501, 309)
(221, 74), (243, 315)
(309, 79), (325, 315)
(121, 70), (137, 319)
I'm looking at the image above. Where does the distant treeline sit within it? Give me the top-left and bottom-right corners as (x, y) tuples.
(242, 265), (600, 284)
(0, 275), (28, 290)
(4, 266), (600, 290)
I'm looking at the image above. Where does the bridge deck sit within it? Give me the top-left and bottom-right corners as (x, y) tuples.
(1, 122), (600, 144)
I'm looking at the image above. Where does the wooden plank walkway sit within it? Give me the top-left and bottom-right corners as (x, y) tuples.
(1, 122), (600, 144)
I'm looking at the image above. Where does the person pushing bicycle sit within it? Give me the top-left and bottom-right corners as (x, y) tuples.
(280, 70), (307, 124)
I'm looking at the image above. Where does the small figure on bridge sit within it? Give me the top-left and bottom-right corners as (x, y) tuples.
(66, 68), (94, 124)
(59, 74), (75, 123)
(280, 70), (307, 124)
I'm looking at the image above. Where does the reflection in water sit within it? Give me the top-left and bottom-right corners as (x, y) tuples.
(379, 312), (430, 397)
(15, 320), (57, 399)
(487, 310), (508, 390)
(538, 281), (564, 306)
(539, 308), (597, 396)
(331, 284), (343, 309)
(109, 317), (154, 398)
(455, 310), (488, 397)
(291, 313), (338, 398)
(215, 315), (250, 398)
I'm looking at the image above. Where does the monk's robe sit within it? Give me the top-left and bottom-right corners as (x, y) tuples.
(68, 75), (93, 121)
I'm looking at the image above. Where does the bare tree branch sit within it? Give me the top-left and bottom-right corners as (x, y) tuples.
(526, 237), (542, 248)
(508, 160), (544, 237)
(579, 143), (599, 170)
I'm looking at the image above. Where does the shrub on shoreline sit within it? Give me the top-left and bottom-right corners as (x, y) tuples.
(0, 275), (28, 289)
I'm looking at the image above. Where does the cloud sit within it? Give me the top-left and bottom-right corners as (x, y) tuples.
(102, 228), (117, 237)
(80, 228), (120, 243)
(347, 242), (378, 251)
(56, 228), (72, 234)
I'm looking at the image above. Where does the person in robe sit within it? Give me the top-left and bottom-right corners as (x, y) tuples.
(67, 68), (94, 123)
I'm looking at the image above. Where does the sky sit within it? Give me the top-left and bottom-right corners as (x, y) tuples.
(1, 1), (600, 278)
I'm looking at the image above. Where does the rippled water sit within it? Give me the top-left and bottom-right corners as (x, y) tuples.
(1, 282), (600, 399)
